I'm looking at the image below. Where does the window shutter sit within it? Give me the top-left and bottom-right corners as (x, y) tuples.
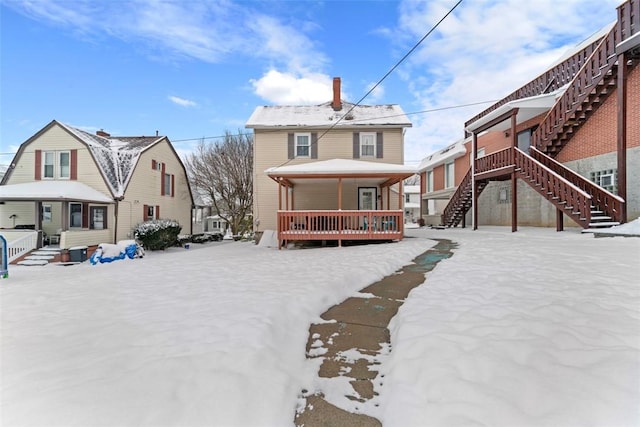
(352, 133), (360, 159)
(152, 159), (157, 170)
(35, 150), (42, 180)
(103, 207), (108, 229)
(82, 202), (89, 228)
(143, 204), (149, 221)
(161, 163), (166, 195)
(70, 149), (78, 180)
(311, 133), (318, 159)
(376, 132), (383, 158)
(171, 174), (175, 197)
(287, 133), (294, 159)
(156, 205), (160, 219)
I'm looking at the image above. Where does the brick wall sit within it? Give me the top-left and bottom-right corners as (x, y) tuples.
(558, 63), (640, 162)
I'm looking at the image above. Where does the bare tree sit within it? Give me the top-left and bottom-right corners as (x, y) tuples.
(185, 131), (253, 236)
(404, 174), (420, 186)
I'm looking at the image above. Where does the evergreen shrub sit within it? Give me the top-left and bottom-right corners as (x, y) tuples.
(134, 219), (182, 251)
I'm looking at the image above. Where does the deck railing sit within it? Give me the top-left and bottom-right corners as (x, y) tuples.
(277, 210), (403, 248)
(3, 231), (39, 262)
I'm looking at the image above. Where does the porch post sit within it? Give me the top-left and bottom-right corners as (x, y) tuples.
(61, 202), (69, 231)
(278, 178), (282, 210)
(556, 208), (564, 232)
(398, 181), (403, 210)
(285, 182), (289, 210)
(338, 178), (343, 210)
(386, 186), (390, 210)
(472, 132), (478, 230)
(617, 50), (627, 223)
(511, 110), (518, 232)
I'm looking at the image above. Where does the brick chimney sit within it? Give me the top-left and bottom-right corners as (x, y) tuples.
(96, 129), (110, 138)
(332, 77), (342, 111)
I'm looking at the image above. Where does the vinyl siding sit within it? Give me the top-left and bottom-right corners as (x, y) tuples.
(120, 140), (192, 240)
(253, 128), (405, 231)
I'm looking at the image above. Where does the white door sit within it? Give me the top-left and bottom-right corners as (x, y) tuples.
(358, 187), (376, 210)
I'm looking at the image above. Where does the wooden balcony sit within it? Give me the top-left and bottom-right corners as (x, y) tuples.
(277, 210), (404, 249)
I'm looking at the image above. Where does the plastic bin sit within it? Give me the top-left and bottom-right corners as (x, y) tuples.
(69, 246), (88, 263)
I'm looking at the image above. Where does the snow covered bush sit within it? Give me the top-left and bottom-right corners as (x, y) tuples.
(134, 219), (182, 251)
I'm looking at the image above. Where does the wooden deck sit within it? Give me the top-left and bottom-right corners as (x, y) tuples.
(277, 210), (404, 248)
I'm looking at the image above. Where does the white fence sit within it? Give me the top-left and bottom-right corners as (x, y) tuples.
(1, 230), (39, 262)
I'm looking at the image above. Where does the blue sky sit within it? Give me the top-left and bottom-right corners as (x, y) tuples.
(0, 0), (620, 169)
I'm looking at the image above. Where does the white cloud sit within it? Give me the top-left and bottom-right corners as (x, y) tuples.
(390, 0), (620, 163)
(250, 70), (336, 105)
(169, 96), (197, 108)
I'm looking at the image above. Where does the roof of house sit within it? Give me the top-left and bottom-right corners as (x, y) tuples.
(418, 139), (468, 172)
(266, 158), (415, 175)
(404, 185), (420, 194)
(246, 101), (412, 129)
(58, 122), (162, 197)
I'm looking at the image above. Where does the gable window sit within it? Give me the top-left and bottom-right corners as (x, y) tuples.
(295, 133), (311, 157)
(59, 151), (70, 178)
(43, 151), (55, 178)
(427, 170), (434, 193)
(41, 150), (71, 179)
(360, 133), (376, 157)
(69, 203), (82, 228)
(164, 173), (173, 196)
(445, 162), (455, 189)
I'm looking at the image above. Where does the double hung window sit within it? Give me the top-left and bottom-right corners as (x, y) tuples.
(360, 133), (376, 157)
(295, 133), (311, 158)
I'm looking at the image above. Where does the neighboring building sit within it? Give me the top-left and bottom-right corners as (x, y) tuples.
(0, 120), (194, 253)
(420, 0), (639, 231)
(402, 184), (421, 223)
(246, 77), (414, 247)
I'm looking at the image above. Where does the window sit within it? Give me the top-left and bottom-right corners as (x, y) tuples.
(445, 162), (455, 189)
(360, 133), (376, 157)
(59, 151), (70, 178)
(147, 205), (156, 219)
(427, 170), (434, 193)
(295, 133), (311, 157)
(90, 206), (107, 230)
(43, 151), (55, 178)
(164, 173), (172, 196)
(70, 203), (82, 228)
(517, 129), (532, 151)
(42, 150), (71, 179)
(590, 169), (617, 192)
(405, 194), (411, 203)
(42, 204), (52, 223)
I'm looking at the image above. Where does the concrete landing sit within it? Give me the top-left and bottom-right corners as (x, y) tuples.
(295, 239), (457, 426)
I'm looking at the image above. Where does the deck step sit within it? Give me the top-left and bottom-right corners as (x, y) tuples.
(586, 221), (620, 228)
(24, 255), (55, 261)
(17, 259), (49, 266)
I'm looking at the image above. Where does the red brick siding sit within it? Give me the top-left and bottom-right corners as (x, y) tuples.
(557, 64), (640, 162)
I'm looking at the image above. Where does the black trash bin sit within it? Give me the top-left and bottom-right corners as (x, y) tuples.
(69, 246), (88, 263)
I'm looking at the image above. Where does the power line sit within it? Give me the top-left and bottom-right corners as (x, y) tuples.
(274, 0), (464, 169)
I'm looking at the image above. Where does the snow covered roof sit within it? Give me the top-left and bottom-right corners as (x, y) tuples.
(0, 181), (115, 203)
(404, 185), (420, 194)
(58, 122), (162, 197)
(418, 139), (468, 172)
(465, 89), (564, 134)
(246, 102), (412, 129)
(266, 158), (415, 176)
(266, 158), (415, 186)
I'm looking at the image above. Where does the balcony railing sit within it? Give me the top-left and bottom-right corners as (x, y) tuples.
(277, 210), (404, 248)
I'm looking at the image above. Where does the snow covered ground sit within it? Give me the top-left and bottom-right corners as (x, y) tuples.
(1, 225), (638, 426)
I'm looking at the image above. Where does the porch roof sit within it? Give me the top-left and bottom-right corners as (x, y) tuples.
(266, 158), (415, 186)
(0, 181), (115, 203)
(465, 89), (563, 133)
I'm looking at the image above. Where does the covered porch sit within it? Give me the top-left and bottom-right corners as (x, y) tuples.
(266, 159), (415, 248)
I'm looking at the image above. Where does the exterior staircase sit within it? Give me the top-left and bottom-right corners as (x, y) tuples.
(16, 247), (63, 266)
(443, 0), (637, 230)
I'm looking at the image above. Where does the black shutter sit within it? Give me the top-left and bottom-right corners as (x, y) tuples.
(376, 132), (383, 158)
(353, 132), (360, 159)
(311, 133), (318, 159)
(288, 133), (294, 159)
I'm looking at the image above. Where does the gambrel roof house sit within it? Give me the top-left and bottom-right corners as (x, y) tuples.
(0, 120), (194, 261)
(246, 77), (414, 248)
(418, 0), (639, 231)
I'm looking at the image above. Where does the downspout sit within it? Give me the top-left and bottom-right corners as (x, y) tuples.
(471, 132), (477, 230)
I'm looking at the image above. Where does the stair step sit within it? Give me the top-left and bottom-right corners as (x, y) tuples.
(17, 260), (49, 266)
(587, 221), (621, 228)
(24, 255), (54, 260)
(30, 250), (59, 256)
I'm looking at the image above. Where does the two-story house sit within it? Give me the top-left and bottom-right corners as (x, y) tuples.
(246, 77), (414, 248)
(420, 0), (639, 232)
(0, 120), (194, 260)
